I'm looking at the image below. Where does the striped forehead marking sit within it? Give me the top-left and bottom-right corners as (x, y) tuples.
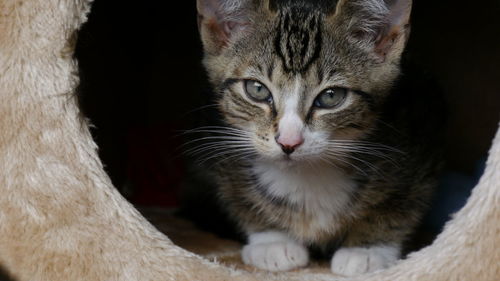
(274, 6), (323, 74)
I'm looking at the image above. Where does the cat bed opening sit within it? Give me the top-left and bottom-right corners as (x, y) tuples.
(0, 0), (498, 280)
(77, 0), (498, 262)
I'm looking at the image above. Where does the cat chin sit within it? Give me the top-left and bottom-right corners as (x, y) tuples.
(274, 158), (299, 170)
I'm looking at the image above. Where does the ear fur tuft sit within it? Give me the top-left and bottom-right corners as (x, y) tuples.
(197, 0), (253, 54)
(334, 0), (412, 61)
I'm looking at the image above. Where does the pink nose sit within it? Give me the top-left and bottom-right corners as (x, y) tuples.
(275, 134), (304, 155)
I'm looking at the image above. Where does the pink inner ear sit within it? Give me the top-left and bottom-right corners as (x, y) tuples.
(224, 21), (238, 33)
(223, 21), (249, 39)
(204, 17), (231, 47)
(197, 0), (251, 49)
(204, 20), (247, 49)
(197, 0), (230, 46)
(373, 0), (412, 61)
(375, 27), (401, 59)
(224, 21), (240, 35)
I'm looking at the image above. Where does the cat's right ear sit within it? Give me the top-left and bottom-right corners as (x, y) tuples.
(332, 0), (412, 62)
(197, 0), (255, 55)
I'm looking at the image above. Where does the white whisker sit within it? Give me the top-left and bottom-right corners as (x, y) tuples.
(186, 143), (253, 156)
(181, 125), (257, 166)
(322, 151), (368, 176)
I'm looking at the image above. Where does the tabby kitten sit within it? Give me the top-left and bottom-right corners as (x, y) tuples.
(196, 0), (439, 276)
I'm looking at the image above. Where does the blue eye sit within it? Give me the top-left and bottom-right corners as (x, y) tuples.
(314, 88), (348, 108)
(244, 80), (272, 102)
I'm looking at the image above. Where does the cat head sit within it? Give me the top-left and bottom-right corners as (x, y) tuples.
(197, 0), (411, 166)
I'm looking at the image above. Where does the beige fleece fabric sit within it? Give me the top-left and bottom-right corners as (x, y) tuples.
(0, 0), (498, 280)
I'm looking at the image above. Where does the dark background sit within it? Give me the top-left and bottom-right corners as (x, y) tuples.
(75, 0), (500, 234)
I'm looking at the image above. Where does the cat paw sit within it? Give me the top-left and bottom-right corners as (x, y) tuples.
(330, 245), (399, 276)
(242, 241), (309, 271)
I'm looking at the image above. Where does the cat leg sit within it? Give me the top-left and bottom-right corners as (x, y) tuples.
(330, 244), (400, 276)
(241, 231), (309, 271)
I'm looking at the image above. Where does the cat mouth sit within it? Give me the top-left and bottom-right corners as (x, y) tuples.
(277, 153), (305, 167)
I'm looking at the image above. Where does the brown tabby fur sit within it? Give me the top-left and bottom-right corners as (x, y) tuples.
(196, 0), (441, 259)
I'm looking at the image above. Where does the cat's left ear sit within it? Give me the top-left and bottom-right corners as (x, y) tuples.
(334, 0), (412, 62)
(374, 0), (412, 59)
(197, 0), (259, 55)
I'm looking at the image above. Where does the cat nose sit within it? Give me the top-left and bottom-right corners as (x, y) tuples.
(275, 134), (304, 155)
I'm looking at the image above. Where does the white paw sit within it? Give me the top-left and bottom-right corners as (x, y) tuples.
(331, 245), (399, 276)
(242, 241), (309, 271)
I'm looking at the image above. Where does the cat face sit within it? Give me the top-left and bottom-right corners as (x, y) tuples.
(198, 0), (411, 165)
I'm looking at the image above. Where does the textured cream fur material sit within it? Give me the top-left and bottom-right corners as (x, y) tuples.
(0, 0), (498, 280)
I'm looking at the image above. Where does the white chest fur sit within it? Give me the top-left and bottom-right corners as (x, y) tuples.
(252, 161), (357, 239)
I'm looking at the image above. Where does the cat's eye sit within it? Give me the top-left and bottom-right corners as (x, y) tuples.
(314, 88), (348, 109)
(244, 80), (272, 103)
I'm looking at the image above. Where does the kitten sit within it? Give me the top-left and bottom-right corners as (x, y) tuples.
(195, 0), (441, 276)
